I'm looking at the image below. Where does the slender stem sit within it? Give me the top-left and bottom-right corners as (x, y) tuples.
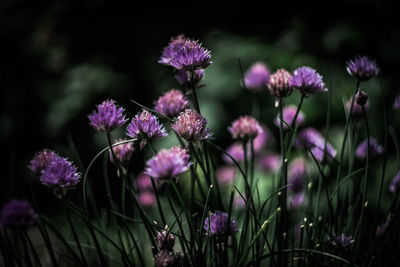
(335, 80), (360, 206)
(355, 105), (370, 242)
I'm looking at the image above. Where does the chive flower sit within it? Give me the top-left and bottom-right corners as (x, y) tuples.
(172, 109), (212, 142)
(157, 230), (176, 251)
(154, 89), (190, 118)
(274, 105), (305, 130)
(109, 138), (134, 164)
(88, 99), (127, 133)
(297, 128), (337, 163)
(1, 200), (38, 231)
(204, 211), (239, 239)
(355, 138), (384, 160)
(244, 62), (270, 92)
(145, 146), (191, 181)
(28, 149), (58, 174)
(168, 39), (212, 71)
(346, 56), (379, 81)
(290, 67), (327, 97)
(159, 34), (188, 66)
(267, 68), (293, 98)
(229, 115), (262, 141)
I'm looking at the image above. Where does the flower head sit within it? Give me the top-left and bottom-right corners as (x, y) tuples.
(346, 56), (379, 81)
(267, 69), (293, 98)
(274, 105), (305, 130)
(157, 230), (176, 251)
(355, 138), (384, 160)
(1, 200), (38, 230)
(88, 99), (127, 133)
(244, 62), (270, 92)
(216, 165), (236, 186)
(40, 156), (81, 196)
(154, 250), (184, 267)
(138, 191), (156, 208)
(229, 115), (262, 141)
(346, 96), (369, 118)
(28, 149), (58, 174)
(136, 172), (154, 191)
(145, 146), (191, 181)
(394, 95), (400, 110)
(257, 153), (281, 173)
(223, 142), (247, 164)
(155, 89), (190, 118)
(389, 171), (400, 193)
(290, 67), (327, 97)
(288, 158), (308, 193)
(159, 34), (188, 65)
(297, 128), (337, 163)
(126, 110), (167, 149)
(204, 211), (239, 238)
(168, 40), (212, 71)
(332, 234), (354, 249)
(109, 139), (134, 164)
(172, 109), (212, 142)
(175, 69), (204, 86)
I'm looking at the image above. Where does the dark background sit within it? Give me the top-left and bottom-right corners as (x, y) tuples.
(1, 1), (399, 205)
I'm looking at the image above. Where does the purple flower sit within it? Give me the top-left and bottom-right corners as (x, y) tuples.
(345, 96), (369, 119)
(389, 171), (400, 193)
(355, 138), (384, 160)
(394, 95), (400, 110)
(288, 157), (308, 193)
(126, 110), (167, 149)
(138, 191), (156, 208)
(204, 211), (239, 238)
(159, 34), (188, 65)
(216, 165), (236, 186)
(346, 56), (379, 81)
(168, 40), (212, 71)
(332, 234), (354, 249)
(1, 200), (38, 230)
(223, 142), (247, 164)
(244, 62), (270, 92)
(157, 230), (176, 251)
(109, 138), (134, 164)
(257, 153), (281, 173)
(287, 192), (307, 210)
(376, 214), (393, 238)
(175, 69), (204, 86)
(290, 67), (327, 97)
(229, 115), (262, 141)
(274, 105), (305, 130)
(154, 250), (184, 267)
(172, 109), (212, 142)
(28, 149), (58, 174)
(88, 99), (127, 133)
(233, 195), (246, 209)
(145, 146), (191, 181)
(298, 128), (337, 163)
(267, 69), (293, 98)
(40, 155), (81, 197)
(136, 172), (154, 191)
(154, 89), (190, 118)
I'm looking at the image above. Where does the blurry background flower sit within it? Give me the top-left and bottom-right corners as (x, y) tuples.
(1, 199), (38, 231)
(346, 55), (379, 81)
(244, 62), (270, 92)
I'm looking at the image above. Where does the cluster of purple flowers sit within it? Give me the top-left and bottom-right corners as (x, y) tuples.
(29, 149), (81, 197)
(346, 56), (379, 81)
(355, 138), (384, 160)
(145, 146), (191, 181)
(160, 35), (212, 71)
(109, 138), (135, 164)
(290, 67), (327, 97)
(229, 115), (262, 141)
(267, 68), (293, 98)
(274, 105), (305, 130)
(136, 172), (157, 208)
(297, 128), (337, 163)
(1, 200), (38, 230)
(88, 99), (127, 133)
(204, 211), (239, 241)
(172, 109), (212, 142)
(244, 62), (270, 92)
(287, 158), (308, 209)
(154, 229), (184, 267)
(126, 110), (167, 149)
(154, 89), (190, 118)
